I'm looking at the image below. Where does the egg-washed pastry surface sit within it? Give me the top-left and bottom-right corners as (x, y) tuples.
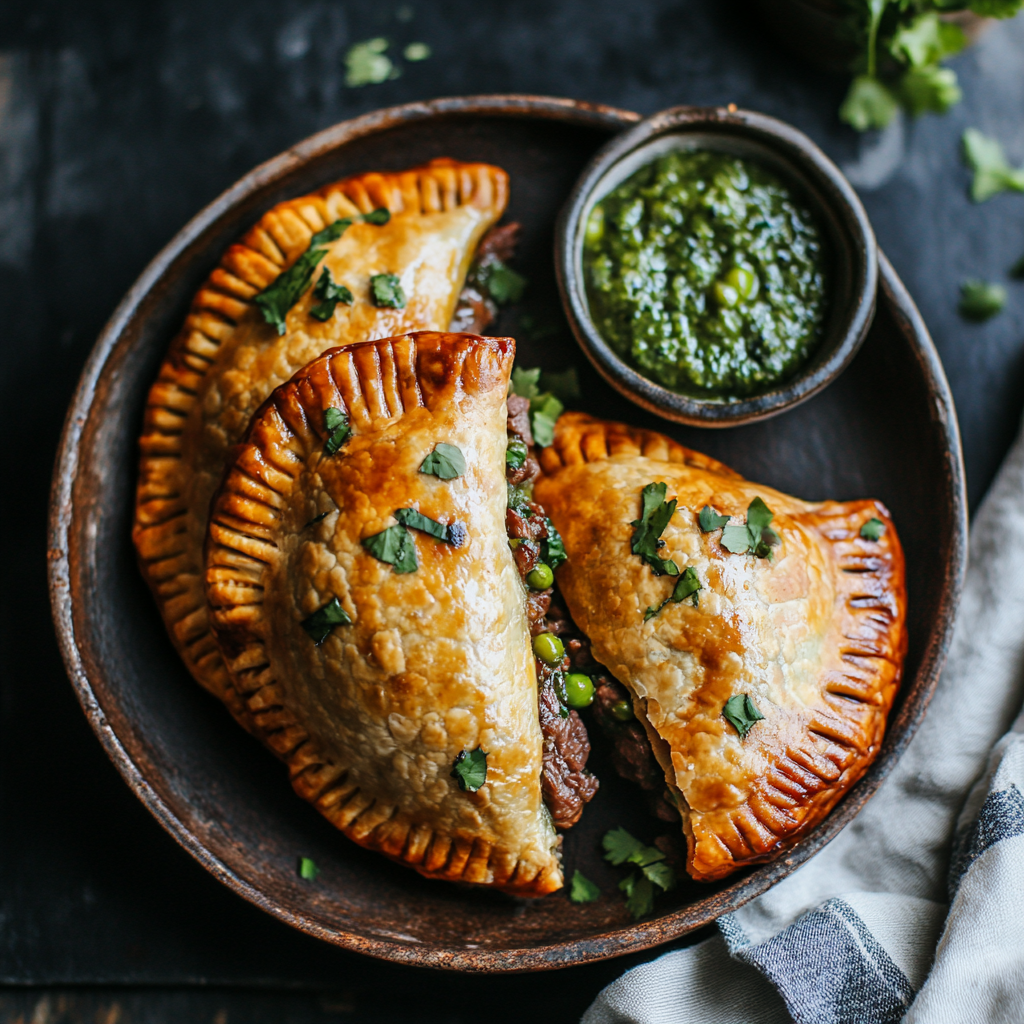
(534, 413), (907, 882)
(203, 332), (563, 896)
(134, 159), (508, 718)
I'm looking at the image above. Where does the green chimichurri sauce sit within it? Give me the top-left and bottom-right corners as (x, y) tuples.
(583, 149), (828, 398)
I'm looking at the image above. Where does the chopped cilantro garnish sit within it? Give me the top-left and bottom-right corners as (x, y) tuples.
(963, 129), (1024, 203)
(297, 856), (320, 881)
(839, 74), (898, 132)
(959, 279), (1006, 322)
(394, 507), (466, 547)
(451, 747), (487, 792)
(322, 407), (351, 456)
(541, 519), (567, 570)
(301, 597), (351, 645)
(361, 207), (391, 225)
(630, 483), (680, 578)
(530, 393), (563, 447)
(510, 366), (542, 398)
(603, 827), (675, 919)
(310, 267), (353, 321)
(362, 524), (417, 573)
(719, 497), (779, 559)
(420, 443), (466, 479)
(860, 517), (884, 541)
(569, 870), (601, 904)
(507, 483), (532, 513)
(509, 366), (577, 447)
(505, 438), (528, 471)
(254, 219), (354, 334)
(370, 273), (406, 308)
(698, 506), (730, 532)
(619, 873), (655, 919)
(644, 566), (702, 621)
(723, 694), (765, 739)
(344, 37), (397, 87)
(403, 42), (431, 62)
(482, 260), (527, 305)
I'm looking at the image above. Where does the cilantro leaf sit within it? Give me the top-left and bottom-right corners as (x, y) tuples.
(969, 0), (1024, 16)
(963, 129), (1024, 203)
(480, 259), (527, 305)
(344, 37), (397, 87)
(719, 498), (778, 559)
(363, 524), (417, 573)
(420, 443), (466, 479)
(860, 517), (884, 541)
(301, 597), (351, 645)
(569, 870), (601, 904)
(510, 366), (542, 399)
(959, 279), (1006, 322)
(451, 747), (487, 792)
(698, 506), (730, 532)
(644, 566), (702, 621)
(361, 207), (391, 225)
(394, 507), (466, 547)
(309, 219), (353, 247)
(255, 247), (328, 335)
(900, 65), (960, 117)
(889, 12), (965, 69)
(530, 393), (564, 448)
(721, 523), (752, 554)
(631, 483), (680, 577)
(541, 519), (567, 570)
(642, 860), (677, 893)
(310, 267), (354, 321)
(322, 407), (351, 456)
(505, 438), (528, 471)
(723, 694), (765, 739)
(602, 826), (646, 866)
(840, 74), (899, 132)
(297, 857), (320, 881)
(619, 873), (655, 919)
(370, 273), (406, 308)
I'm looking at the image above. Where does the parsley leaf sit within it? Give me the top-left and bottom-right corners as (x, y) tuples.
(719, 497), (779, 559)
(860, 517), (884, 541)
(569, 870), (601, 904)
(963, 129), (1024, 203)
(959, 280), (1006, 322)
(698, 506), (730, 532)
(602, 827), (646, 866)
(301, 597), (351, 645)
(839, 74), (899, 132)
(541, 519), (567, 570)
(322, 407), (351, 456)
(361, 207), (391, 225)
(310, 267), (354, 321)
(645, 565), (702, 621)
(451, 747), (487, 792)
(420, 443), (466, 479)
(394, 507), (467, 547)
(370, 273), (406, 308)
(363, 524), (417, 573)
(619, 873), (656, 919)
(630, 483), (680, 577)
(297, 857), (320, 881)
(723, 694), (765, 739)
(505, 438), (528, 471)
(480, 259), (527, 305)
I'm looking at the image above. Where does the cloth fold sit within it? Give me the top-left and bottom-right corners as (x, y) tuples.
(584, 419), (1024, 1024)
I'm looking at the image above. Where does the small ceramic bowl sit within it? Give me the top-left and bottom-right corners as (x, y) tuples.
(555, 105), (878, 427)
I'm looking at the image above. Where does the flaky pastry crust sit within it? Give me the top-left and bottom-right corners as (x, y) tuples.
(535, 413), (907, 882)
(203, 332), (561, 896)
(133, 160), (508, 718)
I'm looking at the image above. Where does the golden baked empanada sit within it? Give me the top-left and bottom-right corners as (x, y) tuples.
(133, 159), (508, 716)
(203, 332), (563, 895)
(534, 413), (907, 882)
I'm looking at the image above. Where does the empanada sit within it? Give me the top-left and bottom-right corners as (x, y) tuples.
(133, 159), (508, 718)
(534, 413), (907, 882)
(203, 332), (566, 895)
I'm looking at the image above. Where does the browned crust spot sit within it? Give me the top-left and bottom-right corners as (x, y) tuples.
(203, 332), (560, 897)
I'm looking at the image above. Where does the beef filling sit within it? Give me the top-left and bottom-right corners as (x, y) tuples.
(449, 223), (521, 335)
(505, 394), (597, 829)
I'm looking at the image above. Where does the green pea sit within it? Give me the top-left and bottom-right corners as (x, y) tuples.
(724, 265), (759, 301)
(610, 699), (634, 721)
(532, 632), (565, 665)
(526, 562), (554, 590)
(712, 279), (739, 309)
(585, 204), (605, 244)
(564, 673), (595, 709)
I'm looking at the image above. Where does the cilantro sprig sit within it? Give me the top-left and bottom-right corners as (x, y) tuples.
(644, 566), (701, 622)
(509, 366), (581, 448)
(719, 497), (779, 560)
(630, 483), (680, 578)
(569, 870), (601, 904)
(602, 827), (676, 920)
(963, 129), (1024, 203)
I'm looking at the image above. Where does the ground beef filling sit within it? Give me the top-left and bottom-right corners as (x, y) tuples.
(449, 223), (521, 334)
(505, 394), (598, 830)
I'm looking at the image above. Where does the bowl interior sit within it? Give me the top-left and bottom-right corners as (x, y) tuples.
(50, 98), (962, 972)
(560, 110), (876, 426)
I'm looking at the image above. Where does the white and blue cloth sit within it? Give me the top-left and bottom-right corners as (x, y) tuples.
(584, 419), (1024, 1024)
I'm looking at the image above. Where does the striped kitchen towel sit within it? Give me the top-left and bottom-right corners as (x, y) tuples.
(584, 417), (1024, 1024)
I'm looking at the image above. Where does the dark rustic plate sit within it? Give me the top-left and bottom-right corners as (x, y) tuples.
(48, 95), (966, 973)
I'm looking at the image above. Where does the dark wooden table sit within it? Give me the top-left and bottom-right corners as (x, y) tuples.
(2, 2), (1023, 1021)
